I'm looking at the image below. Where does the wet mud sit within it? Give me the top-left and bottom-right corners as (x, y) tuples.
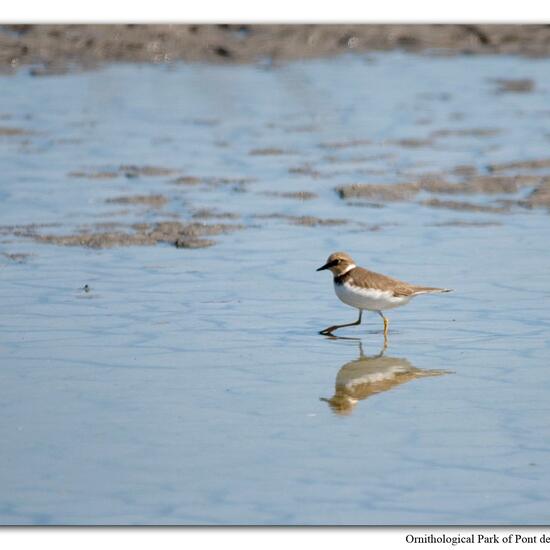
(253, 214), (348, 227)
(260, 191), (318, 201)
(105, 194), (169, 208)
(69, 165), (179, 180)
(4, 25), (550, 73)
(12, 221), (244, 249)
(488, 158), (550, 172)
(1, 252), (32, 263)
(0, 126), (32, 136)
(420, 198), (510, 213)
(337, 175), (550, 213)
(493, 78), (535, 93)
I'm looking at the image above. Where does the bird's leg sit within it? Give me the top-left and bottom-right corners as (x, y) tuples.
(320, 310), (362, 336)
(377, 310), (389, 344)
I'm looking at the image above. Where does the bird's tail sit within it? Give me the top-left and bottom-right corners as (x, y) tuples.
(412, 286), (453, 295)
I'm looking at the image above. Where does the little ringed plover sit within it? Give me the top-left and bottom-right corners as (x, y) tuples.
(317, 251), (452, 339)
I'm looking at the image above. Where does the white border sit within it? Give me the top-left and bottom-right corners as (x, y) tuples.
(3, 0), (550, 23)
(2, 3), (549, 548)
(2, 527), (548, 550)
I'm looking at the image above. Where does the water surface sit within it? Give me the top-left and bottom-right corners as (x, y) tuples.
(1, 53), (550, 524)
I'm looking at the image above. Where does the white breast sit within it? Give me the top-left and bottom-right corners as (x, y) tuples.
(334, 281), (411, 311)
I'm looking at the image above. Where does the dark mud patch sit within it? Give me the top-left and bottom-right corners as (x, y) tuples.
(171, 175), (255, 188)
(254, 213), (347, 226)
(519, 181), (550, 209)
(28, 63), (79, 77)
(11, 221), (243, 249)
(418, 92), (452, 102)
(191, 208), (240, 220)
(337, 183), (419, 201)
(142, 221), (243, 240)
(0, 126), (33, 136)
(390, 138), (434, 148)
(55, 138), (82, 145)
(487, 158), (550, 172)
(345, 201), (386, 209)
(430, 128), (501, 138)
(35, 231), (157, 248)
(95, 209), (132, 218)
(172, 176), (203, 185)
(337, 175), (545, 201)
(249, 147), (293, 156)
(421, 198), (509, 213)
(1, 252), (32, 263)
(68, 170), (119, 179)
(174, 238), (216, 249)
(181, 117), (220, 127)
(91, 221), (126, 230)
(422, 175), (542, 195)
(318, 139), (372, 150)
(265, 122), (318, 133)
(323, 153), (394, 165)
(260, 191), (318, 200)
(493, 78), (535, 93)
(288, 164), (323, 178)
(119, 165), (179, 178)
(452, 165), (478, 177)
(105, 194), (168, 208)
(429, 220), (503, 227)
(69, 164), (179, 180)
(287, 215), (348, 227)
(288, 164), (354, 179)
(0, 223), (61, 237)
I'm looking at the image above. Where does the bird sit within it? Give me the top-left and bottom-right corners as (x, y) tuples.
(316, 251), (452, 340)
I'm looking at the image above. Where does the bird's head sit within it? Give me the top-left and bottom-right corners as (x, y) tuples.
(316, 251), (356, 276)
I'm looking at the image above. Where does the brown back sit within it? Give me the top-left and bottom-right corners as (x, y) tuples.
(336, 267), (442, 297)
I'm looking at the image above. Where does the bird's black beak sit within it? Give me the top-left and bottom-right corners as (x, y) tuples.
(317, 259), (338, 271)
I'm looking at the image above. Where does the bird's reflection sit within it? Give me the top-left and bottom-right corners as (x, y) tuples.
(322, 341), (449, 415)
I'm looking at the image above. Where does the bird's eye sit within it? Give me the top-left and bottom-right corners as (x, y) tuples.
(336, 259), (341, 263)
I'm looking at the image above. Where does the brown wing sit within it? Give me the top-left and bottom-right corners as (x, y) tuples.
(343, 267), (417, 297)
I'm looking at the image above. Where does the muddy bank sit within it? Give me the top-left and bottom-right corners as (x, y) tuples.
(4, 25), (550, 72)
(69, 165), (179, 179)
(253, 213), (348, 227)
(2, 221), (244, 249)
(336, 175), (550, 212)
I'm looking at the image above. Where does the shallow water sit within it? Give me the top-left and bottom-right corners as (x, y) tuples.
(1, 53), (550, 525)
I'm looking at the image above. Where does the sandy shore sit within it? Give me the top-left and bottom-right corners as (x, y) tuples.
(3, 24), (550, 72)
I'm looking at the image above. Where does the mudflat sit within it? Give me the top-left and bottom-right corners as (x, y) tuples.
(3, 24), (550, 73)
